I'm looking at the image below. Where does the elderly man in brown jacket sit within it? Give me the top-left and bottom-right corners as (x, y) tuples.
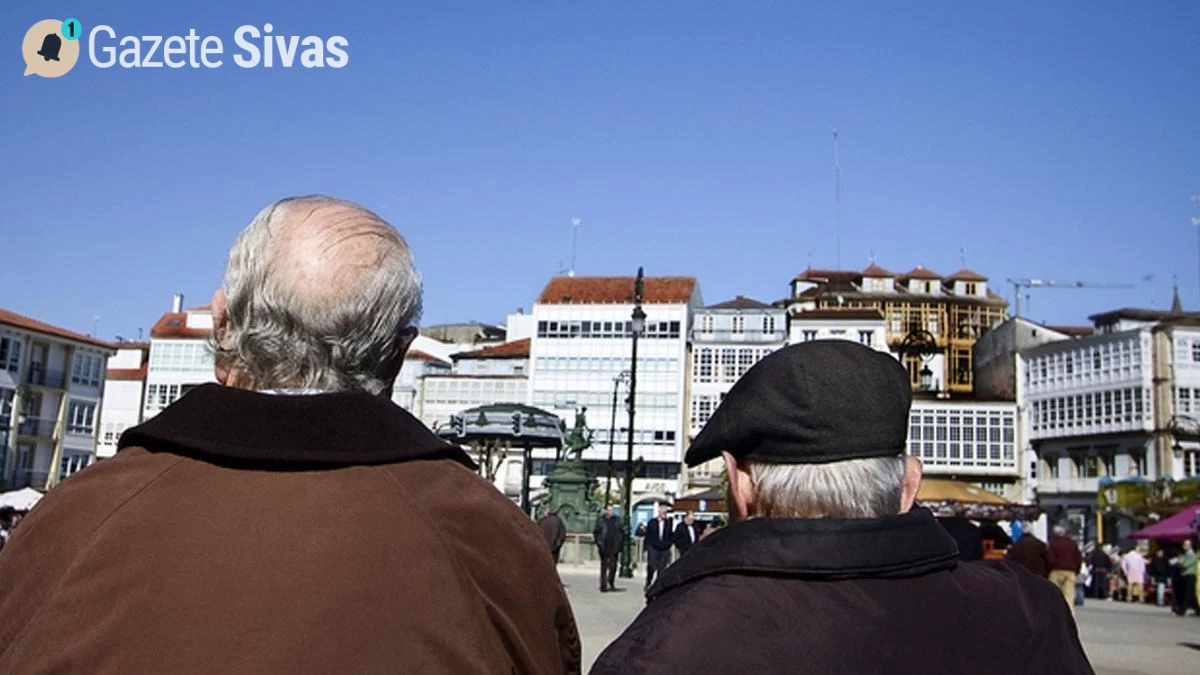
(0, 196), (580, 674)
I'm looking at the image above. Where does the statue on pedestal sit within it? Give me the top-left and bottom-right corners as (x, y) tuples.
(543, 407), (601, 534)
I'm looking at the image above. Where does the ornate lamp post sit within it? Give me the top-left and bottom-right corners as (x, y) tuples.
(606, 370), (631, 505)
(619, 268), (646, 579)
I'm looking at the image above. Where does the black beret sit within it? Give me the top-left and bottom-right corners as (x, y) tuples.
(685, 340), (912, 467)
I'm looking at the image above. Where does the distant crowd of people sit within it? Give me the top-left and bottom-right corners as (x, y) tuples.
(1004, 526), (1200, 617)
(0, 196), (1096, 673)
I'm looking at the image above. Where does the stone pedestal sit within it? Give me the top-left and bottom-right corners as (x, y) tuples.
(543, 460), (601, 534)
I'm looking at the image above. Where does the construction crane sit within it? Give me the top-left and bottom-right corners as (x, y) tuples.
(1006, 278), (1134, 318)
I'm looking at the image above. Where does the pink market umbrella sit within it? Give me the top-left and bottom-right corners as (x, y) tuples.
(1130, 504), (1200, 541)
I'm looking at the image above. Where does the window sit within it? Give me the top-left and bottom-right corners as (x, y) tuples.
(964, 282), (977, 296)
(762, 316), (776, 334)
(858, 331), (873, 346)
(802, 330), (818, 342)
(72, 353), (103, 387)
(1180, 388), (1192, 414)
(67, 400), (96, 434)
(732, 316), (745, 334)
(1185, 451), (1200, 478)
(700, 316), (713, 333)
(0, 337), (20, 372)
(695, 349), (714, 383)
(58, 451), (91, 481)
(1193, 342), (1200, 363)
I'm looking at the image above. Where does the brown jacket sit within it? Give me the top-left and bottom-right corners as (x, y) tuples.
(0, 384), (580, 674)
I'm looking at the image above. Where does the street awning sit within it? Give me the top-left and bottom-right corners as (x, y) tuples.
(1129, 503), (1200, 541)
(0, 487), (44, 511)
(917, 479), (1037, 521)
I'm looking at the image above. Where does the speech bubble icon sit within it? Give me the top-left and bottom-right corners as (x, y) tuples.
(23, 19), (81, 78)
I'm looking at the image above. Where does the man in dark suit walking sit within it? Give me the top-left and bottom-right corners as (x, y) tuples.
(674, 513), (699, 557)
(643, 504), (674, 589)
(593, 505), (624, 592)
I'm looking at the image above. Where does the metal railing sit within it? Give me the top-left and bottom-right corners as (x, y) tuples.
(17, 416), (56, 438)
(26, 367), (67, 389)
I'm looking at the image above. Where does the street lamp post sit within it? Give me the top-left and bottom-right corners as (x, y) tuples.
(606, 370), (631, 504)
(619, 267), (646, 579)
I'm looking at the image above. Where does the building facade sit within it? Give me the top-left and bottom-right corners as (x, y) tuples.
(1, 308), (115, 488)
(1022, 303), (1200, 543)
(528, 275), (702, 503)
(144, 297), (216, 419)
(686, 296), (786, 490)
(785, 264), (1007, 395)
(97, 341), (150, 458)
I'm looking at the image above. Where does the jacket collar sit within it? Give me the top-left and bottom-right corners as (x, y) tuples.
(649, 508), (959, 599)
(119, 383), (475, 469)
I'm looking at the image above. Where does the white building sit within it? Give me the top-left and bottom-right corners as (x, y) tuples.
(686, 296), (786, 490)
(1021, 300), (1200, 543)
(418, 338), (529, 430)
(143, 296), (216, 419)
(391, 335), (453, 413)
(788, 308), (889, 352)
(528, 275), (701, 504)
(1, 308), (115, 488)
(96, 342), (150, 458)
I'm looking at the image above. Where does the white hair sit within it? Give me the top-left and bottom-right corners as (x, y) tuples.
(212, 195), (422, 394)
(745, 456), (907, 519)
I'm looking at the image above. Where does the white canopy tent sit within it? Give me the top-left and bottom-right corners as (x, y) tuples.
(0, 487), (44, 511)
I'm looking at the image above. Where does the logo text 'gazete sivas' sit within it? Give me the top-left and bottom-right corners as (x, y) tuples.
(88, 24), (348, 69)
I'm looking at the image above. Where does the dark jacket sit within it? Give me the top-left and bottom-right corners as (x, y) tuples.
(0, 384), (580, 675)
(1088, 547), (1112, 572)
(643, 517), (674, 552)
(1149, 554), (1171, 580)
(593, 515), (623, 556)
(673, 521), (699, 555)
(1048, 535), (1084, 572)
(1006, 534), (1050, 578)
(937, 516), (984, 562)
(592, 509), (1093, 675)
(538, 513), (567, 553)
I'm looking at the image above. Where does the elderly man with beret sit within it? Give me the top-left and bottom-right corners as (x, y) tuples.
(592, 340), (1093, 675)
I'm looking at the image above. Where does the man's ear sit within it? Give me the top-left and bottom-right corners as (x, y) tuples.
(899, 455), (924, 513)
(722, 451), (756, 521)
(211, 289), (231, 385)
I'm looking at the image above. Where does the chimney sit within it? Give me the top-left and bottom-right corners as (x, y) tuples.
(172, 293), (184, 313)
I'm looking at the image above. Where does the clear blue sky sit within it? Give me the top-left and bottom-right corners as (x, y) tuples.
(2, 1), (1197, 339)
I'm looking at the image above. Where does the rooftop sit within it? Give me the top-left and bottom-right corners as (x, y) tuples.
(149, 312), (212, 339)
(946, 268), (989, 282)
(790, 308), (886, 321)
(705, 295), (772, 310)
(536, 276), (697, 305)
(453, 337), (531, 360)
(0, 308), (114, 350)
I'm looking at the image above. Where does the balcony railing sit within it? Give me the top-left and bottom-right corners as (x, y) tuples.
(11, 470), (49, 489)
(693, 330), (787, 343)
(1035, 476), (1100, 495)
(18, 416), (56, 438)
(26, 367), (67, 389)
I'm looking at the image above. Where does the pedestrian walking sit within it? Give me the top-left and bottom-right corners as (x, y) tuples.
(642, 504), (674, 590)
(1087, 544), (1112, 599)
(1173, 539), (1199, 616)
(593, 505), (623, 593)
(538, 507), (568, 563)
(673, 513), (700, 556)
(0, 196), (580, 674)
(591, 341), (1094, 675)
(1120, 548), (1147, 604)
(1006, 532), (1050, 578)
(1047, 527), (1084, 614)
(1149, 549), (1171, 606)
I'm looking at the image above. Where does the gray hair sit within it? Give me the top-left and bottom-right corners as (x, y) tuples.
(745, 456), (907, 519)
(1052, 524), (1067, 536)
(212, 195), (422, 394)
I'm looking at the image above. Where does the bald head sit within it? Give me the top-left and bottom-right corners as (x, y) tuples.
(212, 196), (422, 394)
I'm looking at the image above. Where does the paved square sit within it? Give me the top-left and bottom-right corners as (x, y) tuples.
(560, 566), (1200, 674)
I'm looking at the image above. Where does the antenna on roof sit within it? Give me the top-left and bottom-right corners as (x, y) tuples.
(833, 128), (841, 270)
(569, 217), (581, 278)
(92, 315), (100, 337)
(137, 327), (143, 341)
(960, 247), (967, 269)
